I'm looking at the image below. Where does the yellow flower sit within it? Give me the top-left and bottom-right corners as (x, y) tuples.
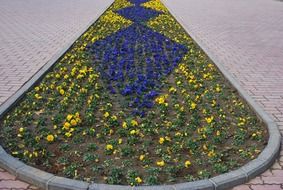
(118, 138), (123, 144)
(106, 144), (113, 151)
(66, 114), (73, 121)
(205, 116), (214, 124)
(155, 96), (165, 104)
(35, 87), (40, 91)
(130, 130), (136, 135)
(63, 122), (71, 130)
(135, 177), (142, 184)
(59, 89), (65, 95)
(169, 87), (176, 93)
(111, 115), (117, 121)
(131, 120), (138, 126)
(208, 150), (216, 157)
(185, 160), (191, 168)
(190, 102), (197, 109)
(19, 127), (24, 133)
(34, 94), (42, 99)
(55, 74), (60, 78)
(215, 86), (221, 92)
(159, 137), (165, 144)
(139, 155), (145, 161)
(156, 160), (165, 167)
(46, 134), (54, 142)
(65, 132), (72, 138)
(70, 119), (77, 126)
(165, 136), (171, 141)
(216, 131), (221, 136)
(75, 112), (80, 118)
(122, 121), (127, 129)
(104, 112), (110, 118)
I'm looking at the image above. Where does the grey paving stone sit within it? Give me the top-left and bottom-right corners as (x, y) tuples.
(210, 169), (247, 190)
(48, 176), (89, 190)
(89, 183), (133, 190)
(16, 165), (54, 189)
(134, 185), (175, 190)
(0, 152), (25, 175)
(173, 180), (214, 190)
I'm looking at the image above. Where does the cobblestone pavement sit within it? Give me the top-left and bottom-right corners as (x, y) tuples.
(1, 0), (283, 189)
(162, 0), (283, 189)
(0, 0), (112, 189)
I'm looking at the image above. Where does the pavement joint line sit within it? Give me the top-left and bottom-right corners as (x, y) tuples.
(208, 179), (217, 190)
(46, 176), (56, 190)
(242, 168), (249, 183)
(15, 164), (26, 178)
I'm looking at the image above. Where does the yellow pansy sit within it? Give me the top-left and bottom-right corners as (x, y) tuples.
(122, 121), (127, 129)
(63, 122), (71, 130)
(65, 132), (72, 138)
(135, 177), (143, 184)
(139, 155), (145, 161)
(190, 102), (197, 109)
(70, 119), (77, 126)
(205, 116), (214, 124)
(104, 112), (110, 118)
(131, 120), (138, 126)
(156, 160), (165, 167)
(185, 160), (191, 168)
(106, 144), (113, 151)
(59, 89), (65, 96)
(46, 134), (54, 142)
(159, 137), (165, 144)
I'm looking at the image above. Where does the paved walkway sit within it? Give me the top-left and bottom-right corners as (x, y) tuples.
(0, 0), (112, 189)
(0, 0), (283, 189)
(162, 0), (283, 189)
(0, 0), (112, 105)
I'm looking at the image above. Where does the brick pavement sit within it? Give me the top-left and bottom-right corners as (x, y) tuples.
(0, 0), (112, 189)
(1, 0), (283, 189)
(162, 0), (283, 189)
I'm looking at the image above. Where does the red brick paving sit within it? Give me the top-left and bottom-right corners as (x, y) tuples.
(0, 0), (113, 106)
(162, 0), (283, 189)
(1, 0), (283, 189)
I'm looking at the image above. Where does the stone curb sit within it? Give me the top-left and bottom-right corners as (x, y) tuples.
(0, 0), (281, 189)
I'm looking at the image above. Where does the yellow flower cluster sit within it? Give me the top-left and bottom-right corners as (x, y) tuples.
(141, 0), (168, 13)
(63, 112), (81, 137)
(155, 94), (168, 105)
(147, 14), (190, 44)
(83, 10), (132, 44)
(111, 0), (133, 11)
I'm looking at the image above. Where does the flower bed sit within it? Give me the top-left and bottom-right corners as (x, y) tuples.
(0, 0), (267, 186)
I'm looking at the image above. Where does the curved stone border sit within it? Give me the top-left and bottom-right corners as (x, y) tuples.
(0, 0), (281, 189)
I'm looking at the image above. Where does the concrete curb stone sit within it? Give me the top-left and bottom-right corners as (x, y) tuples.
(47, 176), (89, 190)
(0, 0), (281, 189)
(0, 151), (25, 175)
(209, 169), (247, 190)
(16, 165), (54, 190)
(89, 183), (134, 190)
(173, 180), (214, 190)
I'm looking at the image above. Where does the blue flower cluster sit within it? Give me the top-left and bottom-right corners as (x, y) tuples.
(128, 0), (149, 5)
(116, 6), (161, 23)
(88, 0), (188, 116)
